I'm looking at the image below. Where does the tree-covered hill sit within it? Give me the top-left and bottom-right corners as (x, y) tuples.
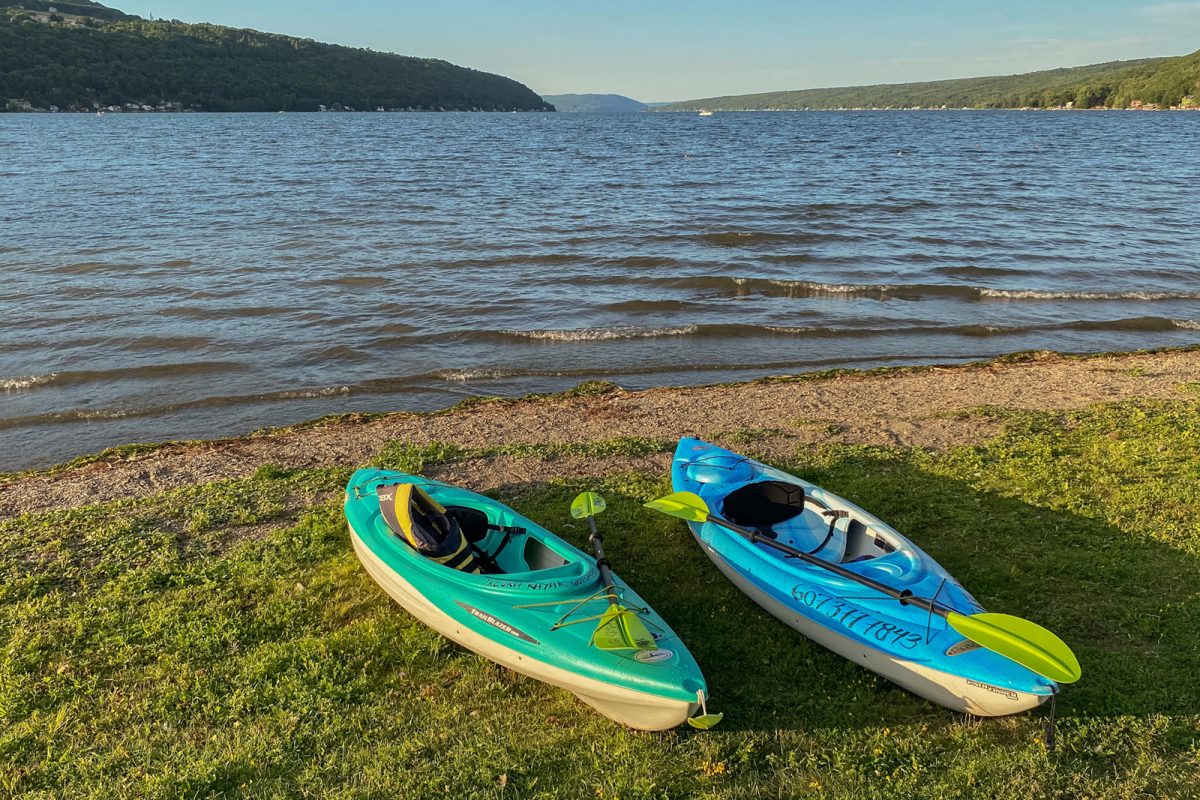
(0, 2), (554, 112)
(658, 50), (1200, 111)
(0, 0), (133, 21)
(541, 93), (647, 112)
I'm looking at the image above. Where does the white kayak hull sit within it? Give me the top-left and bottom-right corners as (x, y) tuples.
(351, 526), (700, 730)
(696, 532), (1050, 717)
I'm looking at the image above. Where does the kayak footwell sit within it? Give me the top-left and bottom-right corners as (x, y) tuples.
(350, 525), (700, 730)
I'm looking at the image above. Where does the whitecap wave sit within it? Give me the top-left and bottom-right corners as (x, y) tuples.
(275, 386), (351, 400)
(979, 288), (1200, 301)
(506, 326), (699, 342)
(735, 278), (890, 296)
(437, 368), (516, 382)
(1, 373), (57, 391)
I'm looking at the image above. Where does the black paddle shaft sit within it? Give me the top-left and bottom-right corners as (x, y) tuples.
(585, 516), (619, 607)
(707, 514), (952, 619)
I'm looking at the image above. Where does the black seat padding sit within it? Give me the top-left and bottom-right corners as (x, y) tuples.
(721, 480), (807, 528)
(445, 505), (490, 543)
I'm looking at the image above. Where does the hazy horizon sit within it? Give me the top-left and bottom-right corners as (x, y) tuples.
(111, 1), (1200, 103)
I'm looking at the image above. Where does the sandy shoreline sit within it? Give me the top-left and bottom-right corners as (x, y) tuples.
(3, 346), (1199, 519)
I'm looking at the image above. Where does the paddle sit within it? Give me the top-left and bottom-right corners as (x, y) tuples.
(573, 491), (724, 730)
(645, 491), (1081, 685)
(570, 492), (656, 652)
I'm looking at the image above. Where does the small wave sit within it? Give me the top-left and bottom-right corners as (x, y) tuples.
(600, 299), (709, 313)
(1172, 319), (1200, 330)
(2, 373), (58, 391)
(328, 275), (390, 289)
(607, 256), (680, 269)
(434, 252), (585, 270)
(505, 326), (699, 342)
(186, 289), (243, 300)
(275, 386), (351, 400)
(45, 260), (144, 275)
(114, 335), (214, 353)
(367, 321), (418, 335)
(463, 316), (1200, 346)
(695, 231), (833, 247)
(978, 289), (1200, 301)
(932, 265), (1028, 278)
(0, 384), (354, 430)
(756, 253), (818, 266)
(436, 368), (520, 382)
(305, 345), (372, 363)
(165, 305), (294, 319)
(1065, 316), (1190, 333)
(594, 275), (1200, 303)
(0, 361), (246, 391)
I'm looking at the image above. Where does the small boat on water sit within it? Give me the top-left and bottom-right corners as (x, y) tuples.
(345, 468), (714, 730)
(698, 109), (714, 116)
(664, 439), (1073, 716)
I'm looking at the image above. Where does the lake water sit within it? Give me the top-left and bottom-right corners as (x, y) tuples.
(2, 111), (1198, 471)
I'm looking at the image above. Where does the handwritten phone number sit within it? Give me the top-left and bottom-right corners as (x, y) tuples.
(791, 588), (923, 650)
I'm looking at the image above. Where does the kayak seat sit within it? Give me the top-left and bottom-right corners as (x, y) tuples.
(445, 504), (527, 573)
(377, 484), (486, 574)
(722, 480), (853, 562)
(446, 505), (491, 544)
(721, 479), (806, 535)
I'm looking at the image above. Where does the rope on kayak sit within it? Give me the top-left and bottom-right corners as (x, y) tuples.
(515, 589), (653, 633)
(348, 478), (443, 499)
(807, 508), (849, 554)
(679, 453), (754, 469)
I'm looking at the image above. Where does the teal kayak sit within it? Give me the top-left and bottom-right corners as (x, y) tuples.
(344, 467), (712, 730)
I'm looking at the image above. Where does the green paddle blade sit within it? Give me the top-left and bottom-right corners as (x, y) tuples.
(571, 491), (606, 519)
(593, 605), (656, 651)
(687, 712), (724, 730)
(686, 689), (723, 729)
(947, 611), (1082, 684)
(644, 491), (710, 523)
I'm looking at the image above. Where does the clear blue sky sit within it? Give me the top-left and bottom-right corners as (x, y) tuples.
(115, 1), (1200, 102)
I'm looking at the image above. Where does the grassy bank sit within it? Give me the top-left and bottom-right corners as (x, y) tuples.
(3, 399), (1199, 798)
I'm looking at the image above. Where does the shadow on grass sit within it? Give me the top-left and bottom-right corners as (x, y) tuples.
(500, 448), (1200, 743)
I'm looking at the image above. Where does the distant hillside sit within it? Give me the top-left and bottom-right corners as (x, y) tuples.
(0, 2), (554, 112)
(658, 51), (1200, 111)
(541, 93), (647, 113)
(0, 0), (133, 21)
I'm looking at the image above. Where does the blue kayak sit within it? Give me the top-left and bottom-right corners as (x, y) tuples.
(671, 438), (1057, 716)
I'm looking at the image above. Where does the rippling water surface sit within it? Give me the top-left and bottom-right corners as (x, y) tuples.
(2, 112), (1198, 470)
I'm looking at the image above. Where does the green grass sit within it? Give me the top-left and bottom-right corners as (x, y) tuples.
(3, 402), (1200, 798)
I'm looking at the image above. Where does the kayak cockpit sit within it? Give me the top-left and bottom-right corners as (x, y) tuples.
(349, 475), (588, 584)
(682, 453), (927, 586)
